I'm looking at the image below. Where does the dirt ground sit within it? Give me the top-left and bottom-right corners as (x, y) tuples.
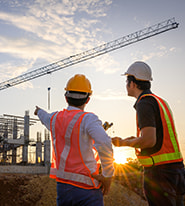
(0, 174), (184, 206)
(0, 174), (148, 206)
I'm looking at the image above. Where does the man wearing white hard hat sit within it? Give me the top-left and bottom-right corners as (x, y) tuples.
(112, 61), (185, 206)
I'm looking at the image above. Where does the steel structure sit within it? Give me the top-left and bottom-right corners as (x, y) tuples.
(0, 18), (178, 91)
(0, 112), (51, 165)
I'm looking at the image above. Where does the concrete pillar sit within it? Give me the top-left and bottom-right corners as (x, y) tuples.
(36, 132), (42, 165)
(44, 129), (50, 140)
(3, 122), (8, 163)
(44, 130), (51, 166)
(13, 118), (18, 139)
(12, 118), (17, 164)
(44, 138), (50, 166)
(22, 111), (29, 163)
(44, 129), (50, 166)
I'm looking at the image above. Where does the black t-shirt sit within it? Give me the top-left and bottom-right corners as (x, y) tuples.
(134, 90), (163, 155)
(134, 90), (184, 168)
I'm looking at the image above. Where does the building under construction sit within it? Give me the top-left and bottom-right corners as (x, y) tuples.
(0, 111), (50, 174)
(0, 18), (179, 175)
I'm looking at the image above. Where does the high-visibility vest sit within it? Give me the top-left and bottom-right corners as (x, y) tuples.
(136, 94), (183, 167)
(49, 109), (101, 189)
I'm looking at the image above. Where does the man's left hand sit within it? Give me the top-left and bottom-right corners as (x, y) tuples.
(91, 174), (112, 195)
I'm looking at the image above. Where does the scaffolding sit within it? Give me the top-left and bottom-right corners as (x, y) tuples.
(0, 111), (50, 166)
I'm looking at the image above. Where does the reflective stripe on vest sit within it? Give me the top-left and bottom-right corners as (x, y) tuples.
(136, 94), (183, 167)
(50, 110), (100, 188)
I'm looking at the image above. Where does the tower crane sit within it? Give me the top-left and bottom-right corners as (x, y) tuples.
(0, 18), (178, 91)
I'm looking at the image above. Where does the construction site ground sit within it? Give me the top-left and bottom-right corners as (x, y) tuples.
(0, 173), (184, 206)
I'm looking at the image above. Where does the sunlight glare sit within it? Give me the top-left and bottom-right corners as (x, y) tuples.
(113, 149), (127, 164)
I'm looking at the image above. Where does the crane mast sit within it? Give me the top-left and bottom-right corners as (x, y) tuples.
(0, 18), (178, 91)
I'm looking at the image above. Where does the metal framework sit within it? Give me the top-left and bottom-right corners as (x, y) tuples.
(0, 113), (39, 142)
(0, 18), (178, 91)
(0, 112), (44, 165)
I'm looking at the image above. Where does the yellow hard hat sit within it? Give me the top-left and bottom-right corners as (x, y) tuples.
(65, 74), (92, 94)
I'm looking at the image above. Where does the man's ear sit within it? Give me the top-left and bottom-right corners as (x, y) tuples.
(130, 81), (136, 89)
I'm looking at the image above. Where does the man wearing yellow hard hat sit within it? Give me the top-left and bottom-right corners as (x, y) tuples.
(112, 61), (185, 206)
(34, 74), (114, 206)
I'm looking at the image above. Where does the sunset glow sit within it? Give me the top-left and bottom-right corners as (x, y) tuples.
(113, 149), (128, 164)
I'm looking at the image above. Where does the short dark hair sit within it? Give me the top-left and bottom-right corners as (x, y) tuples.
(127, 75), (151, 90)
(65, 91), (90, 107)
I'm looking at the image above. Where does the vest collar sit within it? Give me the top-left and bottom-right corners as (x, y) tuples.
(134, 89), (152, 109)
(67, 105), (83, 111)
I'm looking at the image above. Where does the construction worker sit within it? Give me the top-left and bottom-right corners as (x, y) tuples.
(34, 74), (114, 206)
(112, 61), (185, 206)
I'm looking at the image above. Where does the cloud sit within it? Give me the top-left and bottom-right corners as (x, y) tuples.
(90, 54), (121, 74)
(169, 47), (176, 52)
(144, 45), (176, 60)
(0, 35), (68, 61)
(130, 44), (177, 62)
(0, 0), (115, 89)
(0, 60), (35, 82)
(0, 2), (112, 61)
(93, 89), (131, 101)
(0, 0), (111, 45)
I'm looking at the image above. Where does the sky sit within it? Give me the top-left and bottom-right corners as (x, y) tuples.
(0, 0), (185, 164)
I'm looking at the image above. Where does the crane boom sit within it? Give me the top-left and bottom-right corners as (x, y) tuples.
(0, 18), (178, 91)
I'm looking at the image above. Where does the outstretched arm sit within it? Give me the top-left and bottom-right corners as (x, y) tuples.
(34, 106), (41, 115)
(112, 127), (156, 149)
(34, 106), (56, 131)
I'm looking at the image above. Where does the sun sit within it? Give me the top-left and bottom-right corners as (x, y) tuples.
(113, 149), (128, 164)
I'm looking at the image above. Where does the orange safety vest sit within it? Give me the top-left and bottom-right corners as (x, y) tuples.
(49, 109), (101, 189)
(136, 94), (183, 167)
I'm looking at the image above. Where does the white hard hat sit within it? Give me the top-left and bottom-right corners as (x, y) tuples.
(123, 61), (153, 81)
